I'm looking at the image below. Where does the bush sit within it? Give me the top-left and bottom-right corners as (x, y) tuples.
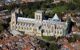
(42, 36), (56, 41)
(68, 34), (80, 43)
(49, 43), (58, 50)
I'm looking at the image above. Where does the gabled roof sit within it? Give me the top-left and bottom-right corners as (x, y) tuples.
(52, 13), (61, 21)
(17, 17), (35, 23)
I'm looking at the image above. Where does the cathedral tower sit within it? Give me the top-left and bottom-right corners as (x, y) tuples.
(65, 16), (73, 34)
(35, 10), (44, 21)
(10, 9), (17, 30)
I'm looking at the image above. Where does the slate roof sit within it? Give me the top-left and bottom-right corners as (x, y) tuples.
(52, 14), (61, 22)
(17, 13), (64, 25)
(17, 17), (35, 23)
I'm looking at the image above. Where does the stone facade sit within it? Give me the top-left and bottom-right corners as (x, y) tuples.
(53, 0), (70, 3)
(21, 0), (44, 3)
(10, 9), (68, 37)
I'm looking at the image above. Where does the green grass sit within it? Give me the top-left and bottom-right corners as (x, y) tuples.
(42, 36), (56, 41)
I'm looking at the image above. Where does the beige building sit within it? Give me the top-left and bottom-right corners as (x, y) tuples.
(53, 0), (70, 3)
(21, 0), (44, 3)
(10, 9), (67, 37)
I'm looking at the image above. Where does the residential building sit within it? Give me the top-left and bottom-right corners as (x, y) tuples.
(53, 0), (71, 3)
(61, 39), (80, 50)
(21, 0), (45, 3)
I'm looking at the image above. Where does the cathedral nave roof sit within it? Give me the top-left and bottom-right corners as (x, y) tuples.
(17, 17), (35, 23)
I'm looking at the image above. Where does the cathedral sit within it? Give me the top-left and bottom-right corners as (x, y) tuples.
(10, 9), (68, 37)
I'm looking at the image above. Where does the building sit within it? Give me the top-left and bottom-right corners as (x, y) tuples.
(61, 39), (80, 50)
(0, 34), (44, 50)
(21, 0), (45, 3)
(53, 0), (70, 3)
(10, 8), (68, 37)
(4, 0), (21, 5)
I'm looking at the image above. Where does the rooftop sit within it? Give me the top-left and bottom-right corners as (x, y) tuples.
(52, 14), (61, 22)
(35, 10), (44, 13)
(17, 17), (35, 23)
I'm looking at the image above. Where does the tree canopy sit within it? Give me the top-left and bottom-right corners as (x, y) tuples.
(0, 22), (4, 33)
(68, 34), (80, 43)
(3, 0), (80, 18)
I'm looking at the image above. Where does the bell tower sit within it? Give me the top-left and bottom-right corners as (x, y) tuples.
(65, 15), (73, 34)
(35, 10), (44, 21)
(10, 10), (17, 30)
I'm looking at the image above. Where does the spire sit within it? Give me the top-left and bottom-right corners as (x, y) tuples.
(52, 13), (61, 21)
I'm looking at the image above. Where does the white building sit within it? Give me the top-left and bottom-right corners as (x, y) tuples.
(10, 9), (67, 37)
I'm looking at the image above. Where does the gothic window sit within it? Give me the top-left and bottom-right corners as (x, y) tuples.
(12, 26), (14, 29)
(18, 26), (20, 29)
(26, 27), (28, 30)
(12, 22), (15, 25)
(49, 30), (51, 33)
(46, 30), (48, 33)
(21, 27), (23, 30)
(20, 23), (22, 25)
(19, 26), (21, 29)
(29, 27), (31, 30)
(32, 23), (34, 26)
(33, 29), (37, 31)
(25, 28), (26, 30)
(37, 15), (39, 20)
(52, 27), (53, 32)
(26, 23), (28, 26)
(29, 23), (30, 27)
(38, 15), (39, 20)
(23, 23), (25, 26)
(60, 31), (62, 34)
(44, 24), (46, 26)
(17, 23), (19, 25)
(25, 23), (26, 26)
(39, 15), (41, 20)
(36, 15), (38, 19)
(57, 31), (59, 34)
(16, 26), (18, 29)
(20, 23), (22, 26)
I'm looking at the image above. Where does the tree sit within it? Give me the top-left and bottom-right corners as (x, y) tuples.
(72, 0), (80, 10)
(0, 22), (4, 33)
(73, 34), (80, 40)
(67, 2), (77, 10)
(45, 0), (53, 3)
(68, 37), (76, 43)
(49, 43), (58, 50)
(52, 5), (68, 13)
(68, 34), (80, 43)
(3, 3), (16, 12)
